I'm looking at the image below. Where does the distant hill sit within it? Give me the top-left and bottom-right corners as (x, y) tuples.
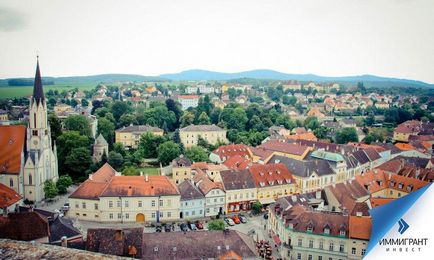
(0, 74), (166, 87)
(160, 69), (434, 88)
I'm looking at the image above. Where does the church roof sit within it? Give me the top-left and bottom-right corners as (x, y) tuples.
(32, 58), (45, 105)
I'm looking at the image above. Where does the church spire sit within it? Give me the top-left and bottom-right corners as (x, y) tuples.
(32, 56), (45, 105)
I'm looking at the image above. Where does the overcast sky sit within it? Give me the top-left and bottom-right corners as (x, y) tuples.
(0, 0), (433, 83)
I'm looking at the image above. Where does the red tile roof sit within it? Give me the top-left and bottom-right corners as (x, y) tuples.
(370, 197), (394, 208)
(0, 183), (22, 208)
(222, 155), (252, 170)
(258, 140), (310, 156)
(212, 144), (252, 161)
(248, 163), (295, 188)
(0, 212), (49, 241)
(349, 216), (371, 240)
(0, 125), (26, 174)
(101, 176), (179, 197)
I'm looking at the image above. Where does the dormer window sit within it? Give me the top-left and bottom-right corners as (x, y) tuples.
(390, 181), (395, 187)
(340, 230), (346, 236)
(260, 182), (265, 187)
(277, 180), (283, 185)
(286, 179), (291, 184)
(398, 183), (403, 189)
(268, 171), (272, 175)
(276, 170), (281, 174)
(407, 185), (413, 192)
(268, 180), (274, 185)
(259, 172), (264, 176)
(324, 228), (330, 235)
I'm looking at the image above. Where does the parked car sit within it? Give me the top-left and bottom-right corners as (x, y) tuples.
(156, 225), (162, 232)
(180, 223), (189, 232)
(164, 224), (172, 232)
(188, 223), (198, 231)
(239, 215), (247, 223)
(225, 218), (235, 226)
(232, 216), (241, 224)
(195, 220), (204, 230)
(63, 203), (70, 209)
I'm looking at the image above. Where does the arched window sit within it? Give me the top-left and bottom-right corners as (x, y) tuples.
(9, 178), (13, 187)
(29, 174), (33, 185)
(34, 113), (37, 128)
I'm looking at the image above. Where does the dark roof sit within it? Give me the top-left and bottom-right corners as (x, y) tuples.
(115, 124), (163, 133)
(86, 228), (143, 258)
(220, 169), (256, 190)
(371, 142), (401, 154)
(49, 216), (82, 243)
(394, 156), (431, 169)
(351, 150), (370, 165)
(178, 180), (204, 201)
(0, 212), (49, 241)
(269, 155), (335, 177)
(172, 155), (192, 167)
(142, 230), (257, 260)
(32, 58), (45, 105)
(180, 124), (224, 132)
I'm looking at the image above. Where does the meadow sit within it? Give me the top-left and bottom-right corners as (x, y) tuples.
(0, 83), (96, 98)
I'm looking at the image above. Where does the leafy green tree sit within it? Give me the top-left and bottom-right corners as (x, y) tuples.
(198, 112), (211, 125)
(304, 116), (320, 130)
(209, 107), (222, 124)
(165, 99), (182, 127)
(56, 175), (73, 194)
(276, 114), (296, 129)
(97, 117), (115, 145)
(252, 201), (263, 214)
(48, 113), (62, 144)
(157, 141), (181, 165)
(122, 166), (138, 176)
(95, 107), (110, 118)
(108, 151), (124, 170)
(56, 131), (91, 175)
(137, 132), (166, 158)
(64, 115), (92, 137)
(208, 219), (226, 230)
(81, 99), (89, 107)
(65, 147), (93, 179)
(335, 127), (358, 144)
(219, 107), (248, 130)
(111, 101), (132, 121)
(313, 126), (328, 140)
(185, 146), (209, 162)
(44, 180), (58, 199)
(180, 111), (195, 127)
(119, 113), (137, 127)
(70, 99), (78, 107)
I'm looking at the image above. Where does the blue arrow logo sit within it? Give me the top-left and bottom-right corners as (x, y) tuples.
(398, 218), (409, 235)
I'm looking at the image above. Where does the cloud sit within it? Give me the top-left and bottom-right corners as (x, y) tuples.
(0, 7), (26, 32)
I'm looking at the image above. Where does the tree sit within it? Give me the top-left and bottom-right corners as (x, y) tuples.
(335, 127), (358, 144)
(137, 132), (166, 158)
(185, 146), (209, 162)
(97, 117), (115, 145)
(208, 219), (226, 230)
(111, 101), (132, 121)
(219, 107), (248, 130)
(108, 151), (124, 170)
(56, 131), (91, 175)
(180, 111), (195, 127)
(276, 114), (296, 129)
(65, 147), (93, 179)
(119, 113), (137, 127)
(48, 113), (62, 144)
(198, 112), (211, 125)
(165, 99), (182, 127)
(81, 99), (89, 107)
(44, 180), (58, 199)
(157, 141), (181, 165)
(64, 115), (92, 137)
(313, 126), (328, 140)
(56, 175), (73, 194)
(122, 166), (138, 176)
(252, 201), (262, 214)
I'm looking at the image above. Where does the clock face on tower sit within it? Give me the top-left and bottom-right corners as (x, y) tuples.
(33, 140), (38, 146)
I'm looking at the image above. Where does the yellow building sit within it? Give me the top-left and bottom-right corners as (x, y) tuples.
(115, 124), (164, 149)
(248, 163), (297, 204)
(0, 109), (8, 122)
(69, 163), (181, 223)
(180, 124), (227, 148)
(171, 155), (193, 185)
(53, 104), (74, 118)
(282, 80), (302, 91)
(220, 169), (257, 213)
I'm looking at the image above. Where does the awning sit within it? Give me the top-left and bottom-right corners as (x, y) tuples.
(258, 197), (276, 204)
(272, 234), (281, 245)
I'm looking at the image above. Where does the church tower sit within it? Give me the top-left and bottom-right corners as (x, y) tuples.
(23, 57), (59, 202)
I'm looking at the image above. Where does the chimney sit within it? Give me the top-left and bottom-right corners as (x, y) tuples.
(88, 174), (93, 181)
(61, 236), (68, 247)
(356, 212), (363, 217)
(145, 174), (149, 182)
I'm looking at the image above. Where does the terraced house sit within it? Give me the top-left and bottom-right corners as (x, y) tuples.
(69, 163), (180, 223)
(220, 169), (257, 213)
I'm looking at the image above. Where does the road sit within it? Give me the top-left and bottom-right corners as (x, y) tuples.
(36, 185), (77, 212)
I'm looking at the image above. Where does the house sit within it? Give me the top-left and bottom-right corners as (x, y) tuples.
(180, 124), (227, 148)
(286, 132), (318, 142)
(193, 169), (225, 216)
(269, 155), (336, 193)
(282, 80), (302, 91)
(0, 183), (22, 214)
(69, 163), (181, 223)
(248, 163), (297, 204)
(209, 143), (253, 163)
(348, 216), (372, 260)
(141, 230), (258, 260)
(324, 181), (370, 215)
(375, 101), (389, 109)
(86, 228), (143, 258)
(178, 180), (205, 219)
(268, 126), (291, 139)
(222, 155), (252, 170)
(0, 125), (26, 197)
(171, 155), (193, 184)
(306, 107), (325, 119)
(310, 149), (348, 183)
(178, 95), (199, 110)
(220, 169), (257, 213)
(115, 124), (164, 149)
(257, 140), (312, 163)
(0, 109), (9, 124)
(393, 120), (434, 142)
(0, 211), (49, 242)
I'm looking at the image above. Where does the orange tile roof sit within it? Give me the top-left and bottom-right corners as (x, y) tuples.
(0, 125), (26, 174)
(101, 176), (179, 197)
(395, 143), (416, 151)
(248, 163), (295, 188)
(0, 183), (22, 208)
(258, 140), (310, 156)
(349, 216), (372, 240)
(370, 197), (394, 208)
(218, 250), (242, 260)
(212, 144), (253, 161)
(376, 160), (403, 174)
(91, 163), (117, 182)
(286, 132), (318, 141)
(222, 155), (252, 170)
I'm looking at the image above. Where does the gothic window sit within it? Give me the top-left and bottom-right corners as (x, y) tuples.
(32, 130), (38, 136)
(29, 174), (32, 185)
(9, 178), (13, 187)
(34, 113), (36, 128)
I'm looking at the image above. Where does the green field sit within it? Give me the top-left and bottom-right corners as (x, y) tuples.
(136, 167), (161, 176)
(0, 83), (96, 98)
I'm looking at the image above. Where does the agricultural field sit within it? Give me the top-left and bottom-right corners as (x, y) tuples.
(0, 83), (96, 98)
